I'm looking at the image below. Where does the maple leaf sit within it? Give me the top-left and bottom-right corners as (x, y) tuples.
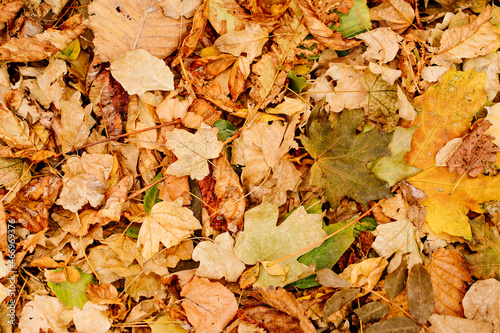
(446, 120), (499, 177)
(166, 124), (224, 181)
(301, 108), (393, 209)
(233, 202), (327, 287)
(192, 232), (245, 282)
(137, 198), (201, 260)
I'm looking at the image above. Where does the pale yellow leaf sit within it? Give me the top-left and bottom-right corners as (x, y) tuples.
(73, 302), (111, 333)
(463, 279), (500, 333)
(396, 85), (416, 122)
(89, 0), (190, 62)
(159, 0), (202, 19)
(207, 0), (250, 35)
(0, 104), (37, 149)
(266, 97), (311, 117)
(59, 92), (92, 153)
(45, 0), (69, 15)
(429, 314), (495, 333)
(340, 257), (388, 294)
(19, 295), (73, 333)
(214, 22), (268, 61)
(110, 49), (174, 95)
(357, 28), (403, 63)
(192, 232), (246, 282)
(369, 62), (402, 86)
(486, 103), (500, 145)
(166, 124), (224, 180)
(137, 198), (201, 259)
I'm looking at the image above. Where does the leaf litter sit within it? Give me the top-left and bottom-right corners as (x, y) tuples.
(1, 0), (500, 332)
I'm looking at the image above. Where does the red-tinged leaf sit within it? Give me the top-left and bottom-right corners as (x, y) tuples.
(366, 317), (419, 333)
(354, 302), (390, 325)
(407, 263), (435, 324)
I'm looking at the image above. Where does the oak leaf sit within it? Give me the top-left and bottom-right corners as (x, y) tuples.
(165, 124), (224, 180)
(234, 202), (327, 287)
(192, 232), (246, 282)
(301, 108), (392, 209)
(137, 198), (201, 259)
(181, 277), (238, 333)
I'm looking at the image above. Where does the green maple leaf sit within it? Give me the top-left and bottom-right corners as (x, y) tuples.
(301, 108), (393, 209)
(234, 202), (327, 287)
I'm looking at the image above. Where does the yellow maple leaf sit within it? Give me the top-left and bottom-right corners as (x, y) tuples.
(408, 167), (500, 240)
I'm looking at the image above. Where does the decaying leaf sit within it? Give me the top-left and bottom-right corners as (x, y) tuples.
(137, 198), (201, 259)
(192, 232), (245, 282)
(234, 202), (327, 287)
(181, 277), (238, 333)
(89, 0), (192, 61)
(0, 14), (88, 62)
(430, 248), (472, 317)
(301, 108), (392, 209)
(166, 124), (224, 181)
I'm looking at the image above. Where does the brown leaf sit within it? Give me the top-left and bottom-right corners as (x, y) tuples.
(175, 0), (208, 63)
(0, 0), (24, 29)
(191, 54), (238, 80)
(249, 52), (287, 109)
(447, 120), (499, 177)
(407, 263), (435, 324)
(251, 286), (316, 333)
(181, 277), (238, 333)
(187, 98), (221, 126)
(7, 176), (62, 232)
(0, 14), (88, 62)
(229, 56), (251, 101)
(297, 0), (360, 50)
(430, 248), (472, 317)
(462, 279), (500, 332)
(239, 306), (303, 332)
(89, 0), (192, 62)
(370, 0), (415, 34)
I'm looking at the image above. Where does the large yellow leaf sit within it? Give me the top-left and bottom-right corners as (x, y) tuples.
(408, 167), (500, 240)
(406, 68), (487, 170)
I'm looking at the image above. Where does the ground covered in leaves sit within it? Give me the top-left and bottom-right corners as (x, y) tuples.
(1, 0), (500, 332)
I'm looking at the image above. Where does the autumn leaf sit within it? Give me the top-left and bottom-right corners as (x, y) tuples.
(137, 198), (201, 259)
(18, 295), (73, 333)
(301, 107), (393, 209)
(462, 278), (500, 331)
(72, 302), (112, 333)
(370, 0), (415, 34)
(233, 202), (327, 287)
(166, 124), (224, 180)
(213, 22), (268, 61)
(46, 267), (95, 309)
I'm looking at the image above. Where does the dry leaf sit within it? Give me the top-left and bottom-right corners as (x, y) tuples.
(72, 302), (112, 333)
(435, 138), (463, 167)
(370, 0), (415, 34)
(486, 103), (500, 146)
(166, 124), (224, 180)
(137, 198), (201, 259)
(18, 295), (73, 333)
(89, 0), (191, 62)
(59, 91), (92, 153)
(396, 85), (416, 122)
(214, 22), (268, 62)
(0, 0), (24, 30)
(463, 279), (500, 333)
(110, 49), (175, 95)
(357, 28), (403, 63)
(429, 314), (495, 333)
(447, 120), (499, 177)
(340, 257), (388, 294)
(160, 0), (202, 19)
(206, 0), (250, 35)
(369, 62), (402, 86)
(0, 14), (88, 62)
(0, 104), (38, 150)
(192, 232), (246, 282)
(181, 277), (238, 333)
(430, 248), (472, 317)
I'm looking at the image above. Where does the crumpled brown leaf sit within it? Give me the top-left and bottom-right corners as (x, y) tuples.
(370, 0), (415, 34)
(0, 0), (24, 30)
(0, 14), (88, 62)
(447, 120), (499, 177)
(181, 276), (238, 333)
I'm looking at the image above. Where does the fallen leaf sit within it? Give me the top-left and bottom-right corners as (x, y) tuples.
(47, 267), (95, 309)
(406, 68), (488, 170)
(234, 202), (327, 287)
(385, 258), (408, 301)
(160, 0), (202, 19)
(372, 219), (423, 273)
(464, 216), (500, 280)
(315, 269), (353, 288)
(137, 198), (201, 259)
(181, 277), (237, 333)
(486, 103), (500, 145)
(18, 295), (73, 333)
(396, 85), (416, 122)
(463, 278), (500, 333)
(72, 302), (112, 333)
(206, 0), (250, 35)
(192, 232), (246, 282)
(446, 120), (499, 177)
(166, 124), (224, 181)
(110, 49), (174, 95)
(340, 257), (388, 293)
(324, 288), (361, 319)
(354, 302), (390, 325)
(430, 248), (472, 317)
(370, 0), (415, 34)
(214, 22), (268, 62)
(407, 263), (435, 324)
(0, 14), (88, 62)
(435, 138), (463, 167)
(429, 314), (495, 333)
(59, 91), (92, 153)
(366, 317), (419, 333)
(251, 286), (316, 333)
(150, 314), (188, 333)
(301, 108), (392, 209)
(0, 104), (38, 150)
(89, 0), (191, 61)
(357, 28), (403, 63)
